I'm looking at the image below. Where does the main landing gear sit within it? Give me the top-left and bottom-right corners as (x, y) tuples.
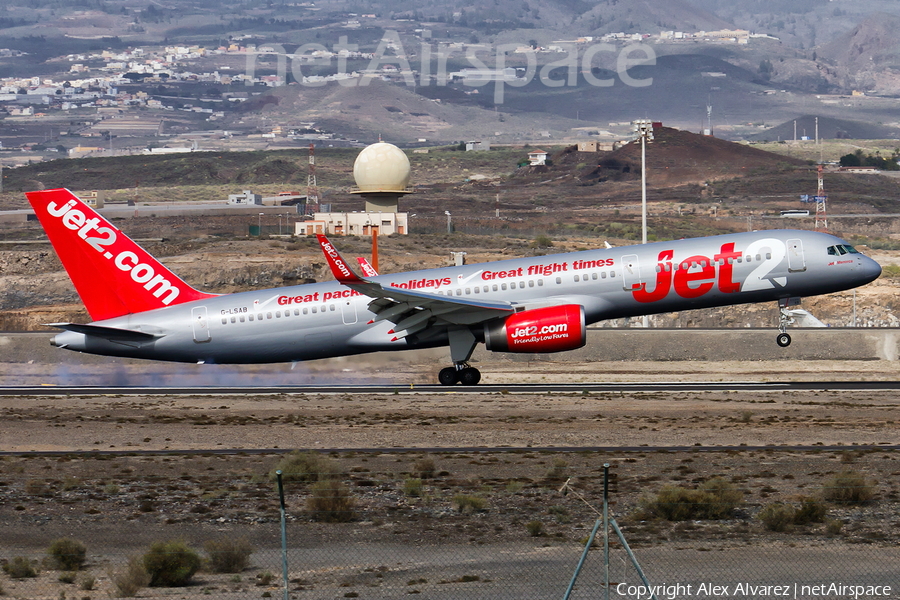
(438, 364), (482, 386)
(439, 327), (482, 386)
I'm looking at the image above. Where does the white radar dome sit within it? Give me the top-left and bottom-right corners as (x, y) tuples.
(353, 142), (411, 193)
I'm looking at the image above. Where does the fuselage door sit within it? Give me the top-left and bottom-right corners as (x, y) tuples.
(787, 239), (806, 272)
(341, 299), (358, 325)
(192, 306), (211, 343)
(621, 254), (642, 291)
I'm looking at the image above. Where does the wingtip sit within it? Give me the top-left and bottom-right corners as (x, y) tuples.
(317, 233), (367, 285)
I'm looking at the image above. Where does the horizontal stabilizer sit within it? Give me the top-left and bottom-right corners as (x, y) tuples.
(47, 322), (163, 342)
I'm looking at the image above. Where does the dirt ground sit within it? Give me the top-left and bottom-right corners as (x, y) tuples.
(1, 359), (899, 599)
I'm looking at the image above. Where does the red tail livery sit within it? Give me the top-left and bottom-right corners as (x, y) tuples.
(26, 188), (216, 321)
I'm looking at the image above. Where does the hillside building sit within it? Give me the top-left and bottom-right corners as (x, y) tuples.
(528, 149), (548, 165)
(295, 212), (407, 236)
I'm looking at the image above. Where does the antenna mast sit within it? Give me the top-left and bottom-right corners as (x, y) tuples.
(306, 143), (319, 216)
(815, 164), (828, 232)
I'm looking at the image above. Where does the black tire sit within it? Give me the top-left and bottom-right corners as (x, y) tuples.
(776, 333), (791, 347)
(458, 367), (481, 386)
(438, 367), (459, 386)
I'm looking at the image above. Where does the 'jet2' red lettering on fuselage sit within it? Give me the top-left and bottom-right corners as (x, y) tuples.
(632, 242), (754, 303)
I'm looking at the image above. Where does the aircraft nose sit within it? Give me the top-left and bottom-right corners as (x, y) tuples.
(861, 256), (882, 283)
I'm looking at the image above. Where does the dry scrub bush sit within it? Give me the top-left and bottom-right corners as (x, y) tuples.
(793, 496), (827, 524)
(307, 480), (355, 522)
(3, 556), (37, 579)
(759, 503), (795, 532)
(47, 537), (87, 571)
(413, 456), (436, 479)
(635, 477), (743, 521)
(759, 496), (828, 532)
(142, 540), (201, 587)
(526, 520), (545, 537)
(451, 494), (488, 514)
(204, 537), (254, 573)
(822, 470), (876, 505)
(273, 451), (341, 483)
(110, 556), (150, 597)
(403, 477), (424, 497)
(542, 459), (570, 484)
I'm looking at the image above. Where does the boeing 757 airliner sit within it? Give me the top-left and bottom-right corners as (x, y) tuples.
(26, 188), (881, 385)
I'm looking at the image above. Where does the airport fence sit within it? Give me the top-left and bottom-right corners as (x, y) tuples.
(0, 451), (897, 600)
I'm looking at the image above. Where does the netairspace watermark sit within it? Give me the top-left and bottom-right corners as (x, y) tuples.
(615, 581), (893, 600)
(243, 30), (655, 104)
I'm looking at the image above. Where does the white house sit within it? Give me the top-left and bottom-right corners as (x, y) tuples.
(527, 149), (548, 166)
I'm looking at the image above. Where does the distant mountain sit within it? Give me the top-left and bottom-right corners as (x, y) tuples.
(817, 13), (900, 93)
(569, 0), (733, 36)
(687, 0), (900, 49)
(745, 115), (900, 142)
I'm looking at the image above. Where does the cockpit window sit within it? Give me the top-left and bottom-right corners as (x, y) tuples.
(827, 244), (861, 256)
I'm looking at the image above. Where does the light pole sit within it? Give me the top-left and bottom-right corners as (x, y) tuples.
(632, 119), (654, 245)
(258, 212), (264, 237)
(277, 214), (283, 236)
(633, 119), (654, 328)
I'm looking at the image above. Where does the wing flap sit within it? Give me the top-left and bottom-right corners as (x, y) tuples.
(316, 234), (515, 328)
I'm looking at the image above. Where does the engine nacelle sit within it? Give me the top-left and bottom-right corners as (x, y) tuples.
(484, 304), (586, 353)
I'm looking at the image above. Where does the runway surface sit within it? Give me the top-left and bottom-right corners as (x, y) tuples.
(4, 380), (900, 395)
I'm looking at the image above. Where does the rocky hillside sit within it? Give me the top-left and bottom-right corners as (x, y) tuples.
(818, 13), (900, 93)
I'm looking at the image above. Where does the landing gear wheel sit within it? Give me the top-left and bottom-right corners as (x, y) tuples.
(776, 332), (792, 347)
(458, 367), (481, 386)
(438, 367), (459, 386)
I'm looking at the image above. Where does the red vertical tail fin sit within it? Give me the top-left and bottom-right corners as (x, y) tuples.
(26, 188), (217, 321)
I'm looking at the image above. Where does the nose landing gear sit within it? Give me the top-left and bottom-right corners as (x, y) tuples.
(776, 298), (795, 347)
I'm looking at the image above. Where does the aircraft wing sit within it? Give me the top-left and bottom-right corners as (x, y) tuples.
(317, 235), (515, 338)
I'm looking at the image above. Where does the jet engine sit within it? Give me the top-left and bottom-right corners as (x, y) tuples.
(484, 304), (586, 353)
